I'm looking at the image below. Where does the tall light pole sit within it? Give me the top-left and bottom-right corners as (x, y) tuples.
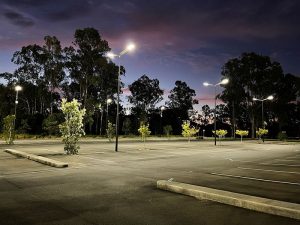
(160, 106), (165, 135)
(107, 43), (136, 152)
(253, 95), (274, 142)
(106, 98), (112, 128)
(14, 85), (22, 127)
(203, 78), (229, 145)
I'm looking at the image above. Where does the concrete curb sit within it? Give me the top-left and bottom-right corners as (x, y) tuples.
(5, 149), (68, 168)
(157, 180), (300, 220)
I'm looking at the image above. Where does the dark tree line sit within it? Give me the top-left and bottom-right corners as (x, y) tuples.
(0, 28), (299, 138)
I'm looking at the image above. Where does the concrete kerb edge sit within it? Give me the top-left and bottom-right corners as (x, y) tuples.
(4, 149), (68, 168)
(157, 180), (300, 220)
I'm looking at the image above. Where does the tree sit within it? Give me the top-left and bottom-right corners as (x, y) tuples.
(182, 121), (198, 142)
(256, 128), (268, 140)
(236, 130), (249, 142)
(220, 52), (285, 138)
(43, 113), (64, 135)
(128, 75), (163, 116)
(138, 123), (151, 149)
(122, 117), (132, 135)
(3, 115), (15, 144)
(106, 122), (115, 142)
(163, 125), (173, 139)
(167, 81), (198, 120)
(59, 99), (86, 155)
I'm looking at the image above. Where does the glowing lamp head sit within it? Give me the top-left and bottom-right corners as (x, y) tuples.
(126, 43), (136, 52)
(203, 82), (210, 87)
(220, 78), (229, 85)
(15, 85), (22, 91)
(106, 52), (116, 59)
(253, 97), (258, 101)
(161, 106), (166, 111)
(267, 95), (274, 100)
(107, 98), (112, 104)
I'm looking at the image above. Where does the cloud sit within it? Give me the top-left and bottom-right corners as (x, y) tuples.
(4, 9), (34, 27)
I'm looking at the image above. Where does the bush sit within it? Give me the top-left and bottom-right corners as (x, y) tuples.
(163, 125), (173, 139)
(59, 99), (86, 155)
(277, 131), (288, 141)
(3, 115), (15, 144)
(236, 130), (249, 142)
(182, 121), (198, 142)
(43, 113), (64, 136)
(106, 122), (115, 142)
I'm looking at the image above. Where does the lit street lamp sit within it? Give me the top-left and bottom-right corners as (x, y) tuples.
(203, 78), (229, 145)
(107, 43), (136, 152)
(160, 106), (165, 135)
(253, 95), (274, 141)
(106, 98), (112, 128)
(14, 85), (22, 127)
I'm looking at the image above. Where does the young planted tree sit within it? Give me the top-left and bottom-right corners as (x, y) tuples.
(138, 123), (151, 149)
(182, 121), (198, 142)
(59, 99), (86, 154)
(106, 122), (115, 142)
(256, 128), (268, 141)
(236, 130), (249, 142)
(213, 129), (228, 145)
(3, 115), (15, 144)
(163, 125), (173, 140)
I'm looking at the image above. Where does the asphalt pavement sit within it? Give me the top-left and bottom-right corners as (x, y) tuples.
(0, 139), (299, 225)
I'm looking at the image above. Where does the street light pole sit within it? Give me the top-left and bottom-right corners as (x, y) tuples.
(14, 85), (22, 128)
(107, 43), (136, 152)
(203, 78), (229, 146)
(106, 98), (112, 128)
(253, 95), (274, 142)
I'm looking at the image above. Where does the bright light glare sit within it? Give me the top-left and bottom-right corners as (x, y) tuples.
(220, 78), (229, 85)
(15, 85), (22, 91)
(126, 43), (136, 52)
(267, 95), (274, 100)
(203, 82), (210, 86)
(161, 106), (166, 111)
(253, 97), (258, 101)
(107, 98), (112, 104)
(106, 52), (116, 59)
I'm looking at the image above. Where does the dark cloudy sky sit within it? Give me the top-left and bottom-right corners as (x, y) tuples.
(0, 0), (300, 105)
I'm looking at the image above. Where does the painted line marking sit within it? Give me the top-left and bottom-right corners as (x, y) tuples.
(210, 172), (300, 186)
(260, 163), (300, 167)
(274, 159), (300, 162)
(238, 167), (300, 175)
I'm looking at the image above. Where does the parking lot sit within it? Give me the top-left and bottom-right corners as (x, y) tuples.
(0, 139), (299, 225)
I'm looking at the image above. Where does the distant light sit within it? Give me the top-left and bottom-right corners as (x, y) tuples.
(15, 85), (22, 91)
(220, 78), (229, 85)
(126, 43), (136, 52)
(203, 82), (210, 86)
(253, 97), (258, 101)
(107, 98), (112, 104)
(267, 95), (274, 100)
(161, 106), (166, 111)
(106, 52), (116, 59)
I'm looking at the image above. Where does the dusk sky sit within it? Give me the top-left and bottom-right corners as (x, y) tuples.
(1, 0), (300, 106)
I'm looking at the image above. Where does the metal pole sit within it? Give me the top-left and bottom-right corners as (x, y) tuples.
(106, 101), (109, 128)
(214, 86), (217, 146)
(262, 100), (265, 142)
(14, 90), (19, 128)
(115, 59), (120, 152)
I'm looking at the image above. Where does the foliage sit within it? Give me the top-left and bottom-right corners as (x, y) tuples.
(3, 115), (15, 144)
(122, 117), (131, 135)
(18, 119), (31, 133)
(43, 113), (64, 135)
(277, 131), (288, 141)
(256, 128), (268, 138)
(106, 122), (115, 142)
(213, 129), (228, 137)
(138, 123), (151, 142)
(59, 99), (86, 154)
(163, 125), (173, 139)
(235, 130), (249, 142)
(128, 75), (163, 121)
(167, 81), (198, 120)
(181, 121), (198, 142)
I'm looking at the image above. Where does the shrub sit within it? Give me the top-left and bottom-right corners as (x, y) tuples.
(59, 99), (86, 155)
(277, 131), (288, 141)
(182, 121), (198, 142)
(3, 115), (15, 144)
(163, 125), (173, 139)
(236, 130), (249, 142)
(106, 122), (115, 142)
(256, 128), (268, 139)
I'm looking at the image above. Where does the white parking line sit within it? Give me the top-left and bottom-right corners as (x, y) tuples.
(210, 172), (300, 186)
(274, 159), (300, 162)
(238, 167), (300, 175)
(260, 163), (300, 167)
